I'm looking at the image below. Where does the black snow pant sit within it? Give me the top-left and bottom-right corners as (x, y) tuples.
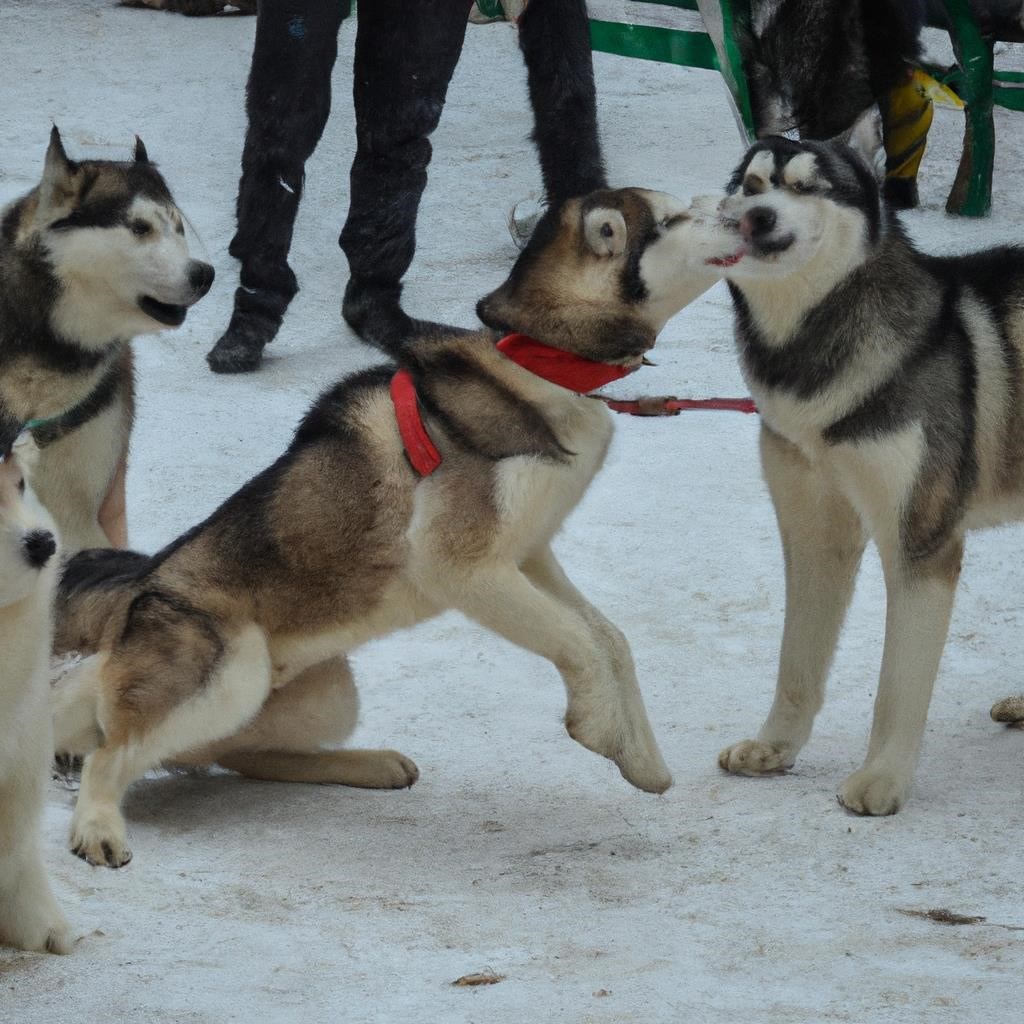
(208, 0), (606, 372)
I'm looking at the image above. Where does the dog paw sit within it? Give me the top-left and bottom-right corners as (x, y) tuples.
(615, 750), (673, 795)
(565, 710), (672, 794)
(718, 739), (794, 776)
(44, 920), (74, 955)
(70, 808), (132, 868)
(369, 750), (420, 789)
(837, 766), (909, 816)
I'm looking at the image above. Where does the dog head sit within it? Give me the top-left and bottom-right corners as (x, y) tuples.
(714, 136), (884, 280)
(7, 127), (214, 348)
(0, 452), (57, 608)
(477, 188), (738, 366)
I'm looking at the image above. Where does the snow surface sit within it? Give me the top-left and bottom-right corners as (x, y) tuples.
(1, 3), (1022, 1021)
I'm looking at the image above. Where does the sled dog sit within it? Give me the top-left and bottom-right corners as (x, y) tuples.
(710, 136), (1024, 814)
(0, 128), (214, 553)
(0, 451), (70, 953)
(50, 187), (736, 866)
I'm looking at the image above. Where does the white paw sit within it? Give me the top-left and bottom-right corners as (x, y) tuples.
(0, 909), (72, 954)
(718, 739), (794, 776)
(616, 748), (673, 795)
(837, 766), (910, 816)
(70, 805), (132, 868)
(374, 751), (420, 789)
(565, 708), (672, 794)
(44, 920), (74, 955)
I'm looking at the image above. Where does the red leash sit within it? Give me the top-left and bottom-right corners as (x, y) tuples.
(390, 334), (757, 476)
(598, 395), (758, 416)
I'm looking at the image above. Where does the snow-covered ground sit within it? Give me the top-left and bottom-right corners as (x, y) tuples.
(1, 3), (1023, 1021)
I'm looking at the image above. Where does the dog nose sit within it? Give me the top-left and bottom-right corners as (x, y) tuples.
(189, 261), (215, 297)
(23, 529), (56, 569)
(741, 206), (777, 241)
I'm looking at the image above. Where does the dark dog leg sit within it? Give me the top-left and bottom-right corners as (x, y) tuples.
(208, 0), (352, 373)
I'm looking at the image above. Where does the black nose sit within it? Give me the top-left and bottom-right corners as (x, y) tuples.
(23, 529), (56, 569)
(188, 261), (215, 296)
(744, 206), (777, 238)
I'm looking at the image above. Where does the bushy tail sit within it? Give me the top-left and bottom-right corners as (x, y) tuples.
(54, 547), (149, 655)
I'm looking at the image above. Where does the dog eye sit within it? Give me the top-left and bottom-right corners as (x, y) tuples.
(130, 220), (153, 238)
(17, 477), (25, 494)
(791, 180), (813, 194)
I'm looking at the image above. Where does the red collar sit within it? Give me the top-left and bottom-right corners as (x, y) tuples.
(391, 332), (638, 477)
(495, 332), (638, 393)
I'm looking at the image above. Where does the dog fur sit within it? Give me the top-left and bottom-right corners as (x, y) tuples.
(0, 128), (213, 553)
(707, 136), (1024, 814)
(50, 187), (735, 867)
(0, 451), (69, 954)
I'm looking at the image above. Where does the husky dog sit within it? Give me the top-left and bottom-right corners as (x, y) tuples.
(49, 187), (734, 867)
(0, 128), (214, 553)
(0, 451), (70, 954)
(709, 136), (1024, 814)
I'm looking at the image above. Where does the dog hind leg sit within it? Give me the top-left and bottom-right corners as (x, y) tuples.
(179, 656), (419, 788)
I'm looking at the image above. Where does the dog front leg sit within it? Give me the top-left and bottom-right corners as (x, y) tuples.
(837, 537), (962, 816)
(720, 426), (866, 776)
(521, 546), (668, 785)
(452, 563), (671, 793)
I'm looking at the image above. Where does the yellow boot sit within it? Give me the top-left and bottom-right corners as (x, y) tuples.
(879, 70), (935, 209)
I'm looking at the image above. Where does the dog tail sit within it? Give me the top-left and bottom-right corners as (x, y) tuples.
(54, 547), (149, 656)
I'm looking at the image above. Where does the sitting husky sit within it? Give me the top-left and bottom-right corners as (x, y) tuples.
(0, 450), (70, 953)
(709, 136), (1024, 814)
(49, 187), (736, 867)
(0, 128), (214, 553)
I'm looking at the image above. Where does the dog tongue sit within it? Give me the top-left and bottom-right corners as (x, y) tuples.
(706, 251), (744, 267)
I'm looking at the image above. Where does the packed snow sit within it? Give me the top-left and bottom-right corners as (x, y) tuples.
(1, 3), (1022, 1021)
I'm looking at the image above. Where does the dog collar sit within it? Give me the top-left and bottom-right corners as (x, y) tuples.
(494, 332), (639, 393)
(391, 333), (641, 477)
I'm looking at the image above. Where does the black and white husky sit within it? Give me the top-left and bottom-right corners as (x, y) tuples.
(0, 129), (214, 552)
(708, 136), (1024, 814)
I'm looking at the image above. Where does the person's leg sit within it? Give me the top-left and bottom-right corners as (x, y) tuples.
(339, 0), (473, 352)
(208, 0), (351, 373)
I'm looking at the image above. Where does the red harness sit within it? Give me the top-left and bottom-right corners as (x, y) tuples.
(390, 332), (756, 476)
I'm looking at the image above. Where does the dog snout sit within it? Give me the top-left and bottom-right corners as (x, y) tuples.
(23, 529), (56, 569)
(188, 260), (215, 298)
(741, 206), (777, 243)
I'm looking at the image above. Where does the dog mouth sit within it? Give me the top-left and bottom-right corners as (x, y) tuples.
(706, 250), (745, 267)
(751, 233), (797, 257)
(137, 296), (188, 327)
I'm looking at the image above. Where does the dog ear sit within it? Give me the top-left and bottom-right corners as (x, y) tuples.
(833, 110), (884, 183)
(39, 126), (79, 211)
(583, 207), (627, 257)
(133, 135), (149, 164)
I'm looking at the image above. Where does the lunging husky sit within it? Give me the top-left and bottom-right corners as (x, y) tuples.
(0, 128), (214, 552)
(51, 188), (735, 867)
(0, 451), (69, 954)
(710, 136), (1024, 814)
